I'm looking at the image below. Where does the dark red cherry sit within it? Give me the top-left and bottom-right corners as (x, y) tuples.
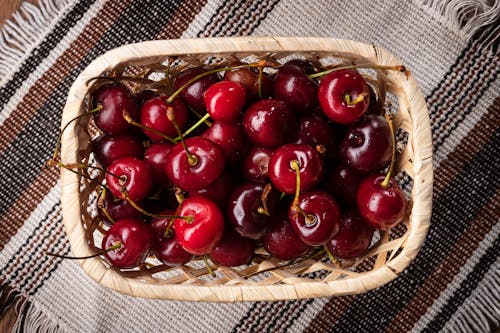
(326, 210), (375, 259)
(357, 174), (407, 230)
(173, 196), (224, 255)
(318, 69), (370, 124)
(106, 157), (152, 202)
(153, 235), (193, 266)
(268, 144), (324, 194)
(289, 190), (341, 246)
(202, 121), (248, 165)
(173, 67), (219, 111)
(365, 85), (381, 116)
(223, 64), (273, 100)
(136, 89), (159, 108)
(210, 227), (255, 267)
(93, 133), (144, 168)
(339, 115), (393, 174)
(140, 97), (188, 142)
(149, 209), (176, 239)
(188, 170), (237, 209)
(165, 136), (225, 191)
(144, 142), (174, 187)
(242, 146), (273, 183)
(91, 83), (139, 134)
(294, 115), (335, 154)
(325, 165), (364, 208)
(243, 99), (297, 148)
(282, 59), (317, 74)
(97, 190), (143, 226)
(263, 208), (310, 260)
(226, 182), (279, 239)
(102, 218), (153, 269)
(274, 63), (318, 114)
(204, 81), (247, 121)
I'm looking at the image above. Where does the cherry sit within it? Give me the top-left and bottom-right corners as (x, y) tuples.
(93, 133), (144, 168)
(173, 67), (219, 111)
(318, 69), (370, 124)
(143, 142), (174, 187)
(339, 114), (393, 174)
(210, 227), (255, 267)
(241, 146), (273, 183)
(150, 209), (176, 238)
(282, 59), (317, 74)
(326, 210), (375, 259)
(203, 80), (247, 121)
(356, 174), (407, 230)
(226, 182), (279, 239)
(325, 165), (364, 208)
(97, 190), (143, 226)
(91, 83), (139, 134)
(294, 115), (335, 154)
(173, 196), (224, 255)
(263, 208), (310, 260)
(223, 62), (273, 100)
(153, 235), (194, 266)
(140, 97), (188, 142)
(189, 170), (237, 209)
(243, 99), (297, 148)
(136, 89), (159, 108)
(102, 218), (153, 269)
(202, 121), (248, 165)
(269, 144), (324, 194)
(165, 136), (225, 191)
(274, 61), (318, 114)
(365, 85), (381, 115)
(106, 157), (153, 202)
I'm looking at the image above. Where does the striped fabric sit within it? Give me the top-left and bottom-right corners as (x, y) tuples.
(0, 0), (498, 332)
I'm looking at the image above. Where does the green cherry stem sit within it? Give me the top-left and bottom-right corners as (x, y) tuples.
(290, 160), (316, 225)
(174, 113), (211, 142)
(187, 105), (212, 127)
(323, 245), (340, 266)
(309, 64), (409, 79)
(167, 106), (198, 166)
(122, 109), (177, 144)
(381, 113), (396, 188)
(47, 241), (122, 260)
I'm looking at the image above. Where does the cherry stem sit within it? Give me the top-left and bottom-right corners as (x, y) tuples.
(97, 187), (115, 224)
(166, 60), (268, 104)
(323, 245), (340, 266)
(173, 113), (211, 142)
(52, 161), (122, 181)
(47, 241), (122, 260)
(174, 187), (185, 204)
(290, 160), (315, 225)
(309, 64), (409, 79)
(203, 256), (216, 277)
(381, 113), (396, 188)
(122, 109), (177, 144)
(187, 105), (212, 127)
(167, 106), (198, 166)
(257, 183), (273, 216)
(344, 92), (368, 106)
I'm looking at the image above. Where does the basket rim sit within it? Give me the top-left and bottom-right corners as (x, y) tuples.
(59, 36), (433, 302)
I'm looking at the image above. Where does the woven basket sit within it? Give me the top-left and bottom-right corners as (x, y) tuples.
(59, 36), (433, 302)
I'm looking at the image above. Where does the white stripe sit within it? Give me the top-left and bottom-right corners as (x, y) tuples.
(0, 0), (108, 126)
(410, 221), (500, 332)
(180, 0), (222, 38)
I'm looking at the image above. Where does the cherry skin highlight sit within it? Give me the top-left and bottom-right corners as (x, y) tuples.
(140, 97), (188, 141)
(106, 157), (153, 202)
(204, 80), (247, 122)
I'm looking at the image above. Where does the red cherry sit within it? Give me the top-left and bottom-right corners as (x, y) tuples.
(268, 144), (324, 194)
(289, 190), (341, 246)
(153, 236), (193, 266)
(102, 218), (153, 269)
(274, 62), (318, 114)
(173, 196), (224, 255)
(188, 170), (237, 209)
(106, 157), (152, 202)
(210, 227), (255, 267)
(204, 81), (247, 121)
(202, 121), (248, 165)
(91, 83), (139, 134)
(93, 133), (144, 168)
(356, 174), (407, 230)
(135, 89), (159, 108)
(165, 136), (225, 191)
(318, 69), (370, 124)
(263, 208), (310, 260)
(97, 190), (143, 226)
(143, 142), (174, 187)
(294, 115), (335, 153)
(243, 99), (297, 148)
(326, 210), (375, 259)
(149, 209), (176, 238)
(325, 165), (364, 208)
(224, 63), (274, 100)
(241, 146), (274, 183)
(140, 97), (188, 142)
(173, 67), (219, 111)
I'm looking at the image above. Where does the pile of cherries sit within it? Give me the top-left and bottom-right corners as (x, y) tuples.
(57, 58), (409, 272)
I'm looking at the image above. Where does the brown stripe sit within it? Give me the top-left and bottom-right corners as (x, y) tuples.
(304, 96), (500, 332)
(220, 0), (257, 36)
(0, 0), (133, 155)
(384, 191), (499, 333)
(155, 0), (207, 39)
(200, 0), (239, 37)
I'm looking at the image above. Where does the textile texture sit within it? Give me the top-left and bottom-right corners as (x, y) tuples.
(0, 0), (499, 332)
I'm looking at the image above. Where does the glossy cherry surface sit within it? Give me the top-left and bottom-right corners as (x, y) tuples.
(268, 144), (324, 194)
(93, 133), (144, 168)
(294, 115), (335, 154)
(210, 227), (255, 267)
(202, 121), (248, 165)
(106, 157), (152, 202)
(223, 64), (273, 100)
(356, 174), (407, 230)
(189, 170), (236, 209)
(165, 136), (225, 191)
(325, 165), (364, 208)
(318, 69), (370, 124)
(153, 235), (193, 266)
(326, 210), (375, 259)
(91, 83), (139, 134)
(243, 99), (297, 148)
(140, 97), (188, 141)
(274, 62), (318, 114)
(339, 115), (393, 174)
(97, 190), (143, 226)
(204, 81), (247, 121)
(173, 196), (224, 255)
(102, 218), (153, 269)
(241, 146), (273, 183)
(173, 67), (219, 111)
(289, 190), (341, 246)
(143, 142), (173, 187)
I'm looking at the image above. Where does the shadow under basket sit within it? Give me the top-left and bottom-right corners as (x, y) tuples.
(59, 37), (433, 302)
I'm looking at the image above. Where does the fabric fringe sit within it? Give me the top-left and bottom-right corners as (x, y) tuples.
(0, 0), (73, 85)
(443, 262), (500, 333)
(12, 300), (67, 333)
(415, 0), (500, 40)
